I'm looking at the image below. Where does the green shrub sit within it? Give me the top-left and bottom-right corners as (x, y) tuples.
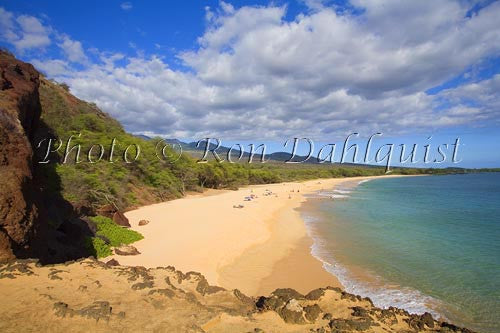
(84, 236), (112, 258)
(82, 216), (143, 258)
(90, 216), (143, 247)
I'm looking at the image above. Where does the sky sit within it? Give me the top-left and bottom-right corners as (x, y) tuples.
(1, 0), (499, 168)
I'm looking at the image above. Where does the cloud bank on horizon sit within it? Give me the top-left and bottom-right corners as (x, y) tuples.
(0, 1), (499, 141)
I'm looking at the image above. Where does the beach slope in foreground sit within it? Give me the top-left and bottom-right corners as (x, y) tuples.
(0, 257), (474, 332)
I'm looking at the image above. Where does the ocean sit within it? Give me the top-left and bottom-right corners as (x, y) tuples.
(302, 173), (500, 333)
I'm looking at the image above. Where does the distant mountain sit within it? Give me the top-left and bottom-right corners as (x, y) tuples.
(134, 134), (152, 140)
(163, 138), (375, 167)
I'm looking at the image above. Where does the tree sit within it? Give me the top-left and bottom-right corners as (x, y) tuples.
(59, 82), (70, 91)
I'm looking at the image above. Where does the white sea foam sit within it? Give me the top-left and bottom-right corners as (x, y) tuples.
(302, 211), (445, 320)
(315, 191), (350, 199)
(333, 189), (351, 194)
(310, 240), (443, 318)
(358, 179), (372, 185)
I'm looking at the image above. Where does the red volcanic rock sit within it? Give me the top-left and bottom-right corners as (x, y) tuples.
(96, 204), (116, 219)
(112, 211), (131, 228)
(105, 258), (120, 266)
(0, 50), (46, 260)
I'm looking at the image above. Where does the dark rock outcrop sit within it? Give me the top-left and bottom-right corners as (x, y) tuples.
(0, 50), (46, 260)
(304, 304), (322, 321)
(114, 244), (140, 256)
(138, 219), (149, 226)
(105, 259), (120, 266)
(97, 204), (130, 227)
(96, 204), (115, 219)
(112, 211), (130, 227)
(328, 318), (372, 331)
(53, 300), (113, 322)
(256, 288), (322, 324)
(405, 312), (437, 330)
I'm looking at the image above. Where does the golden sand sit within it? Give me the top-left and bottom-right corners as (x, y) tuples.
(112, 175), (405, 296)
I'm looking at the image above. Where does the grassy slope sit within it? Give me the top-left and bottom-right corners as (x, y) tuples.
(38, 78), (194, 211)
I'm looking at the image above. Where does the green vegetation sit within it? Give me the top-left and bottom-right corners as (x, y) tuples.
(91, 216), (143, 246)
(84, 216), (143, 258)
(38, 78), (189, 211)
(84, 236), (112, 258)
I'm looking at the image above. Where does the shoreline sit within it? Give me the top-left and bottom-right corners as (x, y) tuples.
(298, 175), (447, 321)
(112, 174), (410, 296)
(253, 177), (368, 295)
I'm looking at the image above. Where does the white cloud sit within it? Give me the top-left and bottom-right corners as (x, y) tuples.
(0, 8), (88, 64)
(439, 74), (500, 123)
(16, 15), (47, 34)
(301, 0), (328, 11)
(14, 15), (51, 50)
(31, 59), (72, 77)
(0, 11), (51, 51)
(120, 2), (133, 11)
(0, 7), (18, 41)
(57, 35), (88, 63)
(5, 2), (500, 140)
(183, 1), (500, 99)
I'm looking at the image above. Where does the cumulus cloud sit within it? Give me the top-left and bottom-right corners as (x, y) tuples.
(0, 7), (89, 64)
(439, 74), (500, 124)
(0, 9), (51, 51)
(120, 2), (133, 11)
(3, 2), (500, 140)
(30, 59), (72, 77)
(14, 15), (52, 50)
(300, 0), (329, 11)
(57, 35), (88, 63)
(0, 8), (18, 41)
(184, 1), (500, 99)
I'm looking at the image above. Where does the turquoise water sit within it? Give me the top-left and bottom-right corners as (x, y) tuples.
(303, 173), (500, 333)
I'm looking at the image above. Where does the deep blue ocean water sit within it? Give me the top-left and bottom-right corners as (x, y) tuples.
(303, 173), (500, 333)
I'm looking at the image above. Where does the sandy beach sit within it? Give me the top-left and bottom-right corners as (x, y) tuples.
(113, 175), (404, 296)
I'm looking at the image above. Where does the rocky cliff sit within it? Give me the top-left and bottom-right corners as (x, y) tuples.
(0, 51), (127, 263)
(0, 50), (46, 260)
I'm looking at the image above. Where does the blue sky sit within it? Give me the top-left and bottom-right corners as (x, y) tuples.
(2, 1), (351, 56)
(1, 0), (499, 168)
(1, 0), (310, 68)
